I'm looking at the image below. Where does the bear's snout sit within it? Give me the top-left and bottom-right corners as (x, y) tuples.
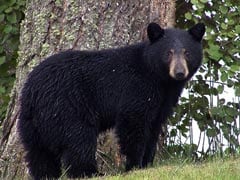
(169, 49), (189, 80)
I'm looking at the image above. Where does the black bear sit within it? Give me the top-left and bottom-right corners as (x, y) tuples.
(18, 22), (205, 179)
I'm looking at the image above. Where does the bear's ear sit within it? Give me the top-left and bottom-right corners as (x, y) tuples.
(188, 23), (205, 42)
(147, 22), (164, 43)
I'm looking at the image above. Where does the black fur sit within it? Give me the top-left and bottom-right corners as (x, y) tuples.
(18, 23), (205, 179)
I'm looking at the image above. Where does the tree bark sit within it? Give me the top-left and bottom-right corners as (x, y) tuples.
(0, 0), (175, 178)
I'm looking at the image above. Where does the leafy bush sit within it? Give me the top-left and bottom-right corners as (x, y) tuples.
(0, 0), (25, 125)
(165, 0), (240, 159)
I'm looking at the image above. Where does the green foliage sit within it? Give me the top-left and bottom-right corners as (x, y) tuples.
(0, 0), (25, 124)
(167, 0), (240, 159)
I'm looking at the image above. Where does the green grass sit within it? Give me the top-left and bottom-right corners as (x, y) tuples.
(3, 158), (239, 179)
(91, 158), (240, 180)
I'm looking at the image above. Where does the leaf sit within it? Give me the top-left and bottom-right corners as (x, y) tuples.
(221, 23), (227, 30)
(235, 25), (240, 34)
(17, 0), (26, 6)
(8, 0), (17, 6)
(222, 126), (230, 136)
(0, 56), (6, 65)
(207, 43), (222, 61)
(0, 46), (3, 53)
(219, 6), (228, 14)
(230, 65), (240, 72)
(210, 107), (219, 116)
(225, 115), (234, 123)
(6, 12), (17, 24)
(211, 107), (225, 118)
(4, 7), (13, 13)
(191, 0), (199, 5)
(185, 12), (192, 20)
(220, 71), (228, 82)
(170, 129), (177, 137)
(198, 121), (206, 131)
(235, 86), (240, 96)
(0, 5), (7, 13)
(176, 125), (189, 135)
(0, 14), (4, 22)
(3, 24), (12, 33)
(0, 87), (6, 94)
(225, 107), (238, 117)
(217, 85), (224, 94)
(228, 19), (235, 25)
(227, 79), (234, 87)
(199, 0), (208, 2)
(206, 128), (217, 137)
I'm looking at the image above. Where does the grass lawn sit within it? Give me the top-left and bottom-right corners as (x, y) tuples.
(91, 158), (240, 180)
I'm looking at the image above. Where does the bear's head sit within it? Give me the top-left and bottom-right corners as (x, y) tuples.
(144, 22), (205, 82)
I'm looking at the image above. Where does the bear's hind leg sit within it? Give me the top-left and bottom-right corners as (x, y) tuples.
(25, 147), (61, 180)
(142, 140), (157, 168)
(62, 127), (98, 178)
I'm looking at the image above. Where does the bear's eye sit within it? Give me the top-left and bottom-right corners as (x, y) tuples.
(185, 51), (189, 56)
(167, 49), (174, 57)
(167, 50), (173, 62)
(183, 49), (190, 59)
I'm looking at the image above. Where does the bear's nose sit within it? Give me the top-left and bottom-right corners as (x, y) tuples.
(175, 72), (185, 80)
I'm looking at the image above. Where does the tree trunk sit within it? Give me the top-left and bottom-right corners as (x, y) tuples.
(0, 0), (175, 178)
